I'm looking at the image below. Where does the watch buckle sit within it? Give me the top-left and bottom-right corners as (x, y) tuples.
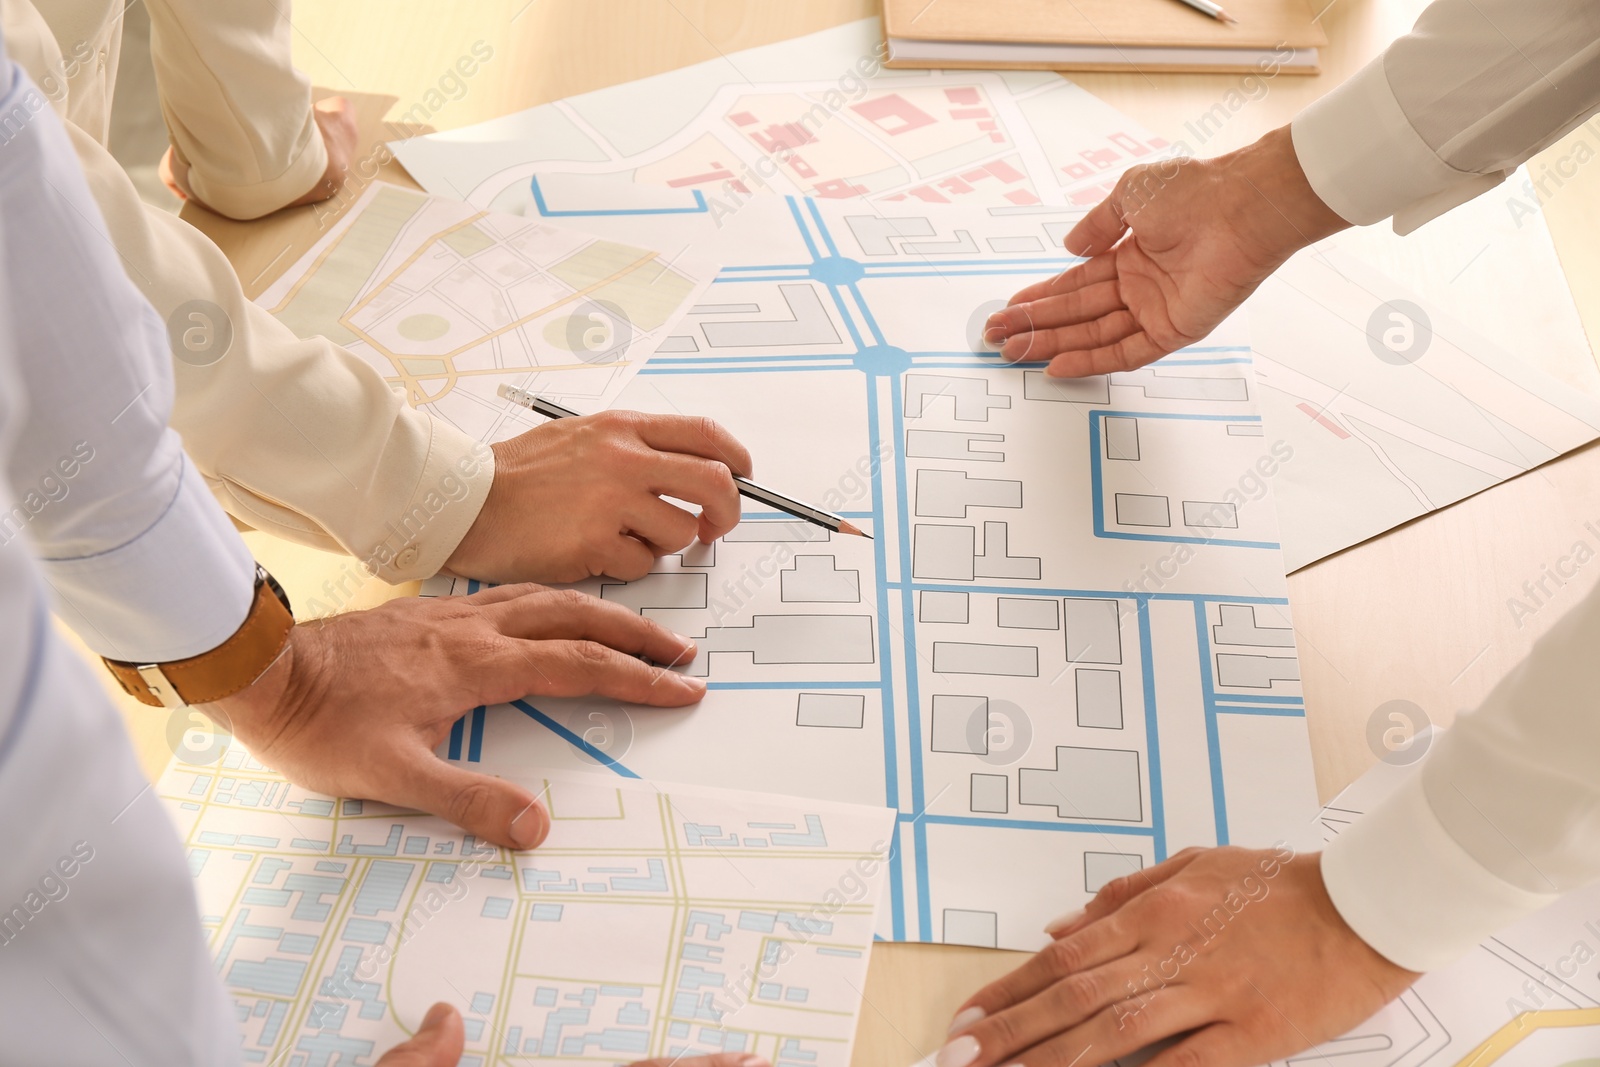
(135, 664), (186, 709)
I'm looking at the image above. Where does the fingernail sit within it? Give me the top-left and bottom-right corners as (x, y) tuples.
(421, 1002), (453, 1028)
(738, 1057), (771, 1067)
(510, 803), (546, 850)
(937, 1035), (981, 1067)
(1044, 906), (1086, 935)
(678, 673), (707, 693)
(948, 1005), (985, 1035)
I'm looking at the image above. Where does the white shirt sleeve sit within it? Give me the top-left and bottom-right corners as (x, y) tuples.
(0, 55), (255, 663)
(1290, 0), (1600, 234)
(1322, 580), (1600, 972)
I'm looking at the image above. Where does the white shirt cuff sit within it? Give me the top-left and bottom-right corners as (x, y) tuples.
(1322, 770), (1561, 973)
(38, 455), (256, 663)
(1291, 56), (1507, 235)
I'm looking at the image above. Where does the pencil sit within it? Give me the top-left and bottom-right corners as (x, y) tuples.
(496, 384), (873, 539)
(1170, 0), (1237, 23)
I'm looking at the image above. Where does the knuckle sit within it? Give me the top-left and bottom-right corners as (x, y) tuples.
(671, 498), (703, 528)
(1113, 997), (1156, 1041)
(1139, 882), (1180, 917)
(510, 581), (553, 597)
(1167, 1039), (1210, 1067)
(1096, 873), (1135, 907)
(614, 554), (653, 582)
(1058, 969), (1104, 1014)
(460, 630), (506, 665)
(1043, 935), (1085, 974)
(447, 778), (494, 828)
(656, 532), (695, 556)
(617, 550), (656, 585)
(1157, 880), (1203, 914)
(601, 433), (639, 462)
(551, 588), (594, 612)
(572, 640), (612, 667)
(703, 460), (737, 499)
(981, 1010), (1023, 1052)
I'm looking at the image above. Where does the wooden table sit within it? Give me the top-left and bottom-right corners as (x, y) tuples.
(85, 2), (1600, 1063)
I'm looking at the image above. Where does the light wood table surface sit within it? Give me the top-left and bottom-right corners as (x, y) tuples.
(85, 2), (1600, 1064)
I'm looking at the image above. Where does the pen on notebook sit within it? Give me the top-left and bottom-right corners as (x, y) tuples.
(1170, 0), (1237, 23)
(496, 384), (873, 540)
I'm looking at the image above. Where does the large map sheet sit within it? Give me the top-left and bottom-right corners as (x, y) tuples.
(391, 17), (1600, 570)
(421, 193), (1321, 952)
(909, 742), (1600, 1067)
(390, 23), (1165, 215)
(1250, 248), (1600, 569)
(158, 745), (893, 1067)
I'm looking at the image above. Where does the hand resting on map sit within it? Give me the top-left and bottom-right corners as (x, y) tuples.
(935, 847), (1418, 1067)
(983, 126), (1348, 377)
(447, 410), (755, 584)
(206, 583), (707, 852)
(162, 96), (361, 217)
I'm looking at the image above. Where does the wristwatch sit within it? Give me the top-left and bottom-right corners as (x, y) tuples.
(104, 565), (295, 708)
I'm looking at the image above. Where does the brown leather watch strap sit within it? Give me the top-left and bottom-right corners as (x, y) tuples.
(104, 569), (295, 708)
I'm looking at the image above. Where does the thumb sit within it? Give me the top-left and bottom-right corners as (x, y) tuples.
(386, 747), (551, 850)
(377, 1003), (464, 1066)
(1064, 176), (1132, 257)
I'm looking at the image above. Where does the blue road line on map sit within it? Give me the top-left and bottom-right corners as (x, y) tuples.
(909, 814), (1156, 836)
(529, 175), (709, 216)
(1137, 598), (1168, 861)
(447, 715), (465, 761)
(705, 680), (882, 691)
(1193, 601), (1230, 845)
(484, 192), (1299, 942)
(904, 583), (1288, 606)
(862, 366), (905, 941)
(1088, 410), (1279, 550)
(468, 706), (486, 764)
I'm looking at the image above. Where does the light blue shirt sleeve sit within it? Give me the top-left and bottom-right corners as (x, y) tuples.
(0, 55), (254, 663)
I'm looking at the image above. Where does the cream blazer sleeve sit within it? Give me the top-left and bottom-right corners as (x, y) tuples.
(1292, 0), (1600, 235)
(2, 0), (494, 584)
(146, 0), (328, 219)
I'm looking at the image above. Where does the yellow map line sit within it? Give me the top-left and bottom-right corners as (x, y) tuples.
(353, 246), (660, 361)
(1455, 1007), (1600, 1066)
(265, 227), (348, 313)
(350, 245), (661, 406)
(345, 211), (490, 321)
(388, 359), (632, 384)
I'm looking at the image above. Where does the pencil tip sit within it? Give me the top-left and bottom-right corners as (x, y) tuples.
(837, 521), (872, 539)
(1219, 9), (1238, 21)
